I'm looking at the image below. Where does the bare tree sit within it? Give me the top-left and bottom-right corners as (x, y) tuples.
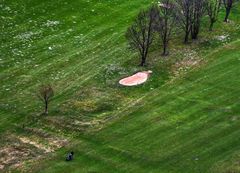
(207, 0), (221, 31)
(38, 85), (54, 115)
(223, 0), (234, 22)
(191, 0), (206, 39)
(155, 0), (177, 56)
(126, 7), (156, 66)
(176, 0), (194, 43)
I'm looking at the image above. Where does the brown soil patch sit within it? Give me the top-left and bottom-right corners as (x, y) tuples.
(18, 137), (53, 153)
(0, 142), (39, 171)
(0, 130), (68, 172)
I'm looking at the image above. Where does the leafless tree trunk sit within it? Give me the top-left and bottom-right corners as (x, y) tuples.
(223, 0), (234, 22)
(38, 85), (54, 115)
(126, 7), (156, 66)
(177, 0), (194, 43)
(191, 0), (206, 40)
(155, 0), (177, 56)
(207, 0), (221, 31)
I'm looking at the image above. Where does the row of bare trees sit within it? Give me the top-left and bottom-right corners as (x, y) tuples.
(126, 0), (236, 66)
(125, 1), (177, 66)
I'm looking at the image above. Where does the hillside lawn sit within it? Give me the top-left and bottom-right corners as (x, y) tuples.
(0, 0), (240, 172)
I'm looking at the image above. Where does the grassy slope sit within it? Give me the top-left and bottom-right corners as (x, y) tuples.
(33, 39), (240, 173)
(0, 0), (152, 130)
(1, 0), (240, 172)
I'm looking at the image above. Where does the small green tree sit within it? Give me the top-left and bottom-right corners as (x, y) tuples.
(38, 85), (54, 115)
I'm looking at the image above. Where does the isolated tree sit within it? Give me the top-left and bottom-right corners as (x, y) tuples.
(38, 85), (54, 115)
(191, 0), (206, 39)
(207, 0), (221, 31)
(155, 0), (177, 56)
(223, 0), (234, 22)
(126, 7), (156, 66)
(176, 0), (194, 43)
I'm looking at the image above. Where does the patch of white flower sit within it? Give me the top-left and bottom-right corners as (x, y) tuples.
(215, 35), (229, 41)
(43, 20), (60, 27)
(12, 49), (24, 57)
(15, 31), (41, 42)
(3, 6), (11, 11)
(15, 32), (33, 41)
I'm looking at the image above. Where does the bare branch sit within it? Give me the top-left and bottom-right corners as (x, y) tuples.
(38, 84), (54, 115)
(126, 7), (155, 66)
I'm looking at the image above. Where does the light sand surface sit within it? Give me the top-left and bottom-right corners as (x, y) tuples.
(119, 71), (152, 86)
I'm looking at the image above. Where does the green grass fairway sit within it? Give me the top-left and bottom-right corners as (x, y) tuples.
(0, 0), (240, 173)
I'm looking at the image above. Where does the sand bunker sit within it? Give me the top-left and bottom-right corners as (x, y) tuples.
(119, 71), (152, 86)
